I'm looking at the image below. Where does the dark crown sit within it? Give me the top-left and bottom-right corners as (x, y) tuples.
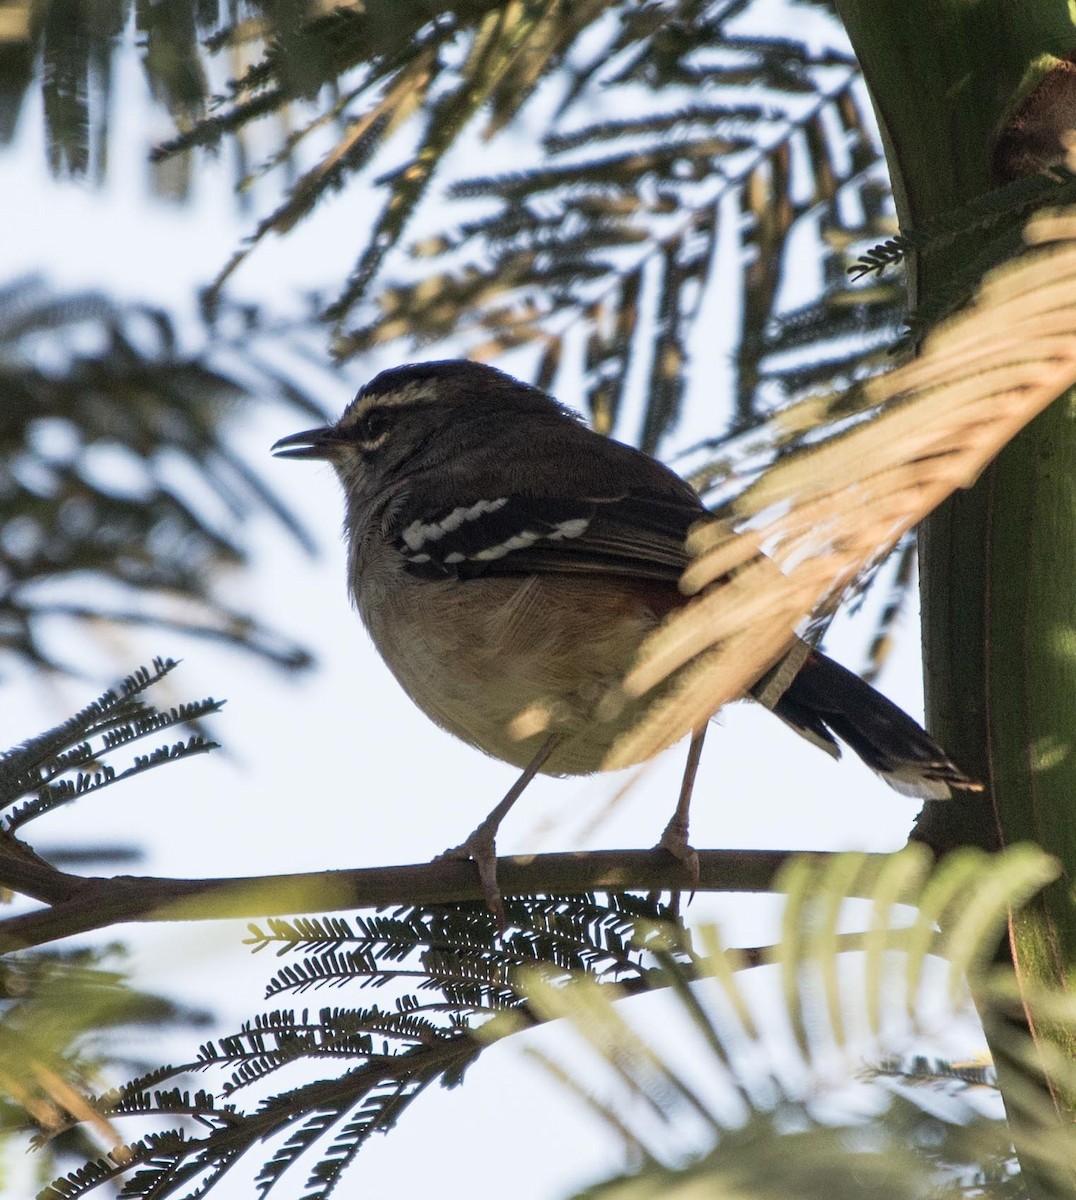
(356, 359), (580, 422)
(360, 360), (514, 400)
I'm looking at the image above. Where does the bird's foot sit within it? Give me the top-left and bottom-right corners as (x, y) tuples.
(436, 825), (505, 931)
(650, 813), (700, 909)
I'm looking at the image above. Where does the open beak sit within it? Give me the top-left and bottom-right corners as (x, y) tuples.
(271, 425), (339, 460)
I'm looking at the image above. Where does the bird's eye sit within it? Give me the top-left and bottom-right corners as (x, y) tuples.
(356, 407), (389, 447)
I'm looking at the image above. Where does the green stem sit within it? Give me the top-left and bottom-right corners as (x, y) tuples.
(836, 1), (1076, 1191)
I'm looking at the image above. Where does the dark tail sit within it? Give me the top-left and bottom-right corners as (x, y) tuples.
(759, 649), (982, 800)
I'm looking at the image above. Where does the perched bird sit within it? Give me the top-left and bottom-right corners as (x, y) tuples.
(273, 360), (980, 913)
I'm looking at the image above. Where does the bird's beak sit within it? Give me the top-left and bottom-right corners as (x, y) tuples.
(271, 425), (340, 460)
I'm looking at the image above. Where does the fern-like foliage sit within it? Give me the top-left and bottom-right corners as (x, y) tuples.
(191, 0), (911, 503)
(3, 2), (903, 443)
(38, 894), (679, 1200)
(0, 657), (219, 831)
(848, 232), (918, 280)
(36, 847), (1076, 1200)
(515, 846), (1071, 1199)
(0, 278), (326, 675)
(0, 944), (214, 1188)
(1, 0), (211, 186)
(310, 4), (903, 456)
(4, 1), (919, 684)
(0, 659), (224, 1187)
(194, 0), (913, 488)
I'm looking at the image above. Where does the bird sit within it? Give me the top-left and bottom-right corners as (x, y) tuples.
(273, 359), (981, 917)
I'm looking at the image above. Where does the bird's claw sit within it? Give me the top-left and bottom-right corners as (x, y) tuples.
(650, 813), (699, 910)
(436, 827), (505, 931)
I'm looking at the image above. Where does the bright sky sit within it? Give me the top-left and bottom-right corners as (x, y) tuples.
(0, 11), (990, 1198)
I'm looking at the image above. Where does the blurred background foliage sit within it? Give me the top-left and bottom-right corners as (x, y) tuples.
(5, 3), (1076, 1196)
(0, 277), (326, 675)
(1, 0), (919, 679)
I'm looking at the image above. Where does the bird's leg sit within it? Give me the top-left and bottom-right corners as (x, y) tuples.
(656, 726), (706, 895)
(438, 733), (561, 927)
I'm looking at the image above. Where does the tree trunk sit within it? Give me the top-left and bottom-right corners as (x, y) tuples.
(836, 2), (1076, 1192)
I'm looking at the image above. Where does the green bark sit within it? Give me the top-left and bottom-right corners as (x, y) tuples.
(836, 1), (1076, 1190)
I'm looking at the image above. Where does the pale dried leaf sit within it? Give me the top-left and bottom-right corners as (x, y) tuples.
(601, 207), (1076, 769)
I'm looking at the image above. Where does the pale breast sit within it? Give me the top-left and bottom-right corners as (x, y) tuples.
(357, 565), (671, 775)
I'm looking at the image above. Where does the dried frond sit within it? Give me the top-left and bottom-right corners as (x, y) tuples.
(601, 206), (1076, 768)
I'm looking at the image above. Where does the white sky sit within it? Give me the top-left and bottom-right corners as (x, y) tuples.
(0, 12), (991, 1198)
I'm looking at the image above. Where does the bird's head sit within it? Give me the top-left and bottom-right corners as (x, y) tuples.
(272, 359), (579, 506)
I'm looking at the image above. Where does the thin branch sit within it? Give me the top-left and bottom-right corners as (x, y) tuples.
(0, 833), (78, 905)
(0, 848), (835, 952)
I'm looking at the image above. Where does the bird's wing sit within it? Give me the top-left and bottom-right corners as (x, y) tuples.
(389, 490), (707, 585)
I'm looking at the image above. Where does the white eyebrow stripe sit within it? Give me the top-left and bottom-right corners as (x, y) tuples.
(349, 381), (440, 419)
(401, 497), (510, 551)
